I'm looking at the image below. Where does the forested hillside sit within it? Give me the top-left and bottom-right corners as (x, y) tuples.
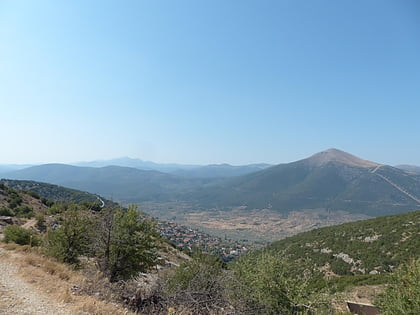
(1, 179), (108, 205)
(268, 209), (420, 281)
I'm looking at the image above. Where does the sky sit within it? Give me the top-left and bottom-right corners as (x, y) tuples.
(0, 0), (419, 166)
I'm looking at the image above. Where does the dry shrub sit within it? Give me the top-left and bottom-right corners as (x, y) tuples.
(15, 244), (32, 252)
(2, 243), (19, 251)
(59, 290), (74, 303)
(75, 295), (129, 315)
(22, 253), (42, 267)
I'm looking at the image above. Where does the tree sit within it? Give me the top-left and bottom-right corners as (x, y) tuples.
(376, 258), (420, 315)
(45, 205), (93, 265)
(95, 205), (158, 282)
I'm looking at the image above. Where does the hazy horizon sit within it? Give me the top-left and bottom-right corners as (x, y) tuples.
(1, 148), (419, 168)
(1, 1), (419, 166)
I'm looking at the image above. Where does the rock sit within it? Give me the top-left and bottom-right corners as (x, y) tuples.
(0, 216), (14, 225)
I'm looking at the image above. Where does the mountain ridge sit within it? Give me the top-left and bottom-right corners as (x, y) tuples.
(3, 149), (420, 218)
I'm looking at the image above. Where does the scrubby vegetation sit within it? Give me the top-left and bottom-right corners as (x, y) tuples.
(1, 183), (159, 282)
(376, 258), (420, 314)
(1, 179), (104, 204)
(267, 209), (420, 292)
(1, 181), (420, 314)
(3, 225), (40, 246)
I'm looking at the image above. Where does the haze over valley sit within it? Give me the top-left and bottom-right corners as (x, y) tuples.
(2, 148), (420, 241)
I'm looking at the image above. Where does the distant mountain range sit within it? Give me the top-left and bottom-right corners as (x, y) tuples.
(72, 157), (199, 172)
(0, 158), (271, 179)
(2, 149), (420, 217)
(0, 164), (33, 174)
(395, 164), (420, 174)
(74, 157), (271, 178)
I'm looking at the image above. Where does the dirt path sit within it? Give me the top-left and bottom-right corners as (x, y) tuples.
(0, 248), (71, 315)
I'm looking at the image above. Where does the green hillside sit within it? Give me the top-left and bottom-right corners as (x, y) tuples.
(0, 179), (107, 205)
(0, 182), (49, 219)
(267, 210), (420, 289)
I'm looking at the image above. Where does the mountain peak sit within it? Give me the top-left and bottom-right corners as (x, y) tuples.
(305, 148), (380, 168)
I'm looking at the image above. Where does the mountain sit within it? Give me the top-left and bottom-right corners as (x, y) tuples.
(171, 163), (271, 178)
(395, 164), (420, 174)
(184, 148), (420, 216)
(4, 149), (420, 218)
(2, 164), (219, 203)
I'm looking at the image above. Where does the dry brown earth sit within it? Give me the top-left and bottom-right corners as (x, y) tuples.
(0, 245), (133, 315)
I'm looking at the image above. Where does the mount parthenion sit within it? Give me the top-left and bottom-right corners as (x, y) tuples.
(2, 149), (420, 218)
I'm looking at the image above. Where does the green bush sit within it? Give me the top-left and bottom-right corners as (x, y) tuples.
(47, 203), (65, 215)
(330, 258), (352, 275)
(35, 214), (47, 232)
(3, 225), (40, 246)
(41, 197), (54, 207)
(376, 259), (420, 314)
(231, 250), (332, 314)
(26, 190), (40, 199)
(0, 207), (14, 216)
(8, 194), (22, 209)
(14, 205), (34, 218)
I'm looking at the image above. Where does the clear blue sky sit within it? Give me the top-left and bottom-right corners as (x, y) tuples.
(1, 0), (419, 166)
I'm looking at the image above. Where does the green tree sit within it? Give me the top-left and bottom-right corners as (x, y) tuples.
(45, 205), (93, 265)
(376, 258), (420, 315)
(95, 205), (158, 282)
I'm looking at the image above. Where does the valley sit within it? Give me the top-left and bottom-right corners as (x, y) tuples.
(1, 149), (420, 314)
(3, 148), (420, 242)
(145, 202), (370, 242)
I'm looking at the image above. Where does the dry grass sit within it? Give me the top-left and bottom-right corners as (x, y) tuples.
(74, 296), (129, 315)
(0, 243), (135, 315)
(2, 242), (20, 251)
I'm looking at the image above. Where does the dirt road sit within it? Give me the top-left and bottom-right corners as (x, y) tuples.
(0, 248), (71, 315)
